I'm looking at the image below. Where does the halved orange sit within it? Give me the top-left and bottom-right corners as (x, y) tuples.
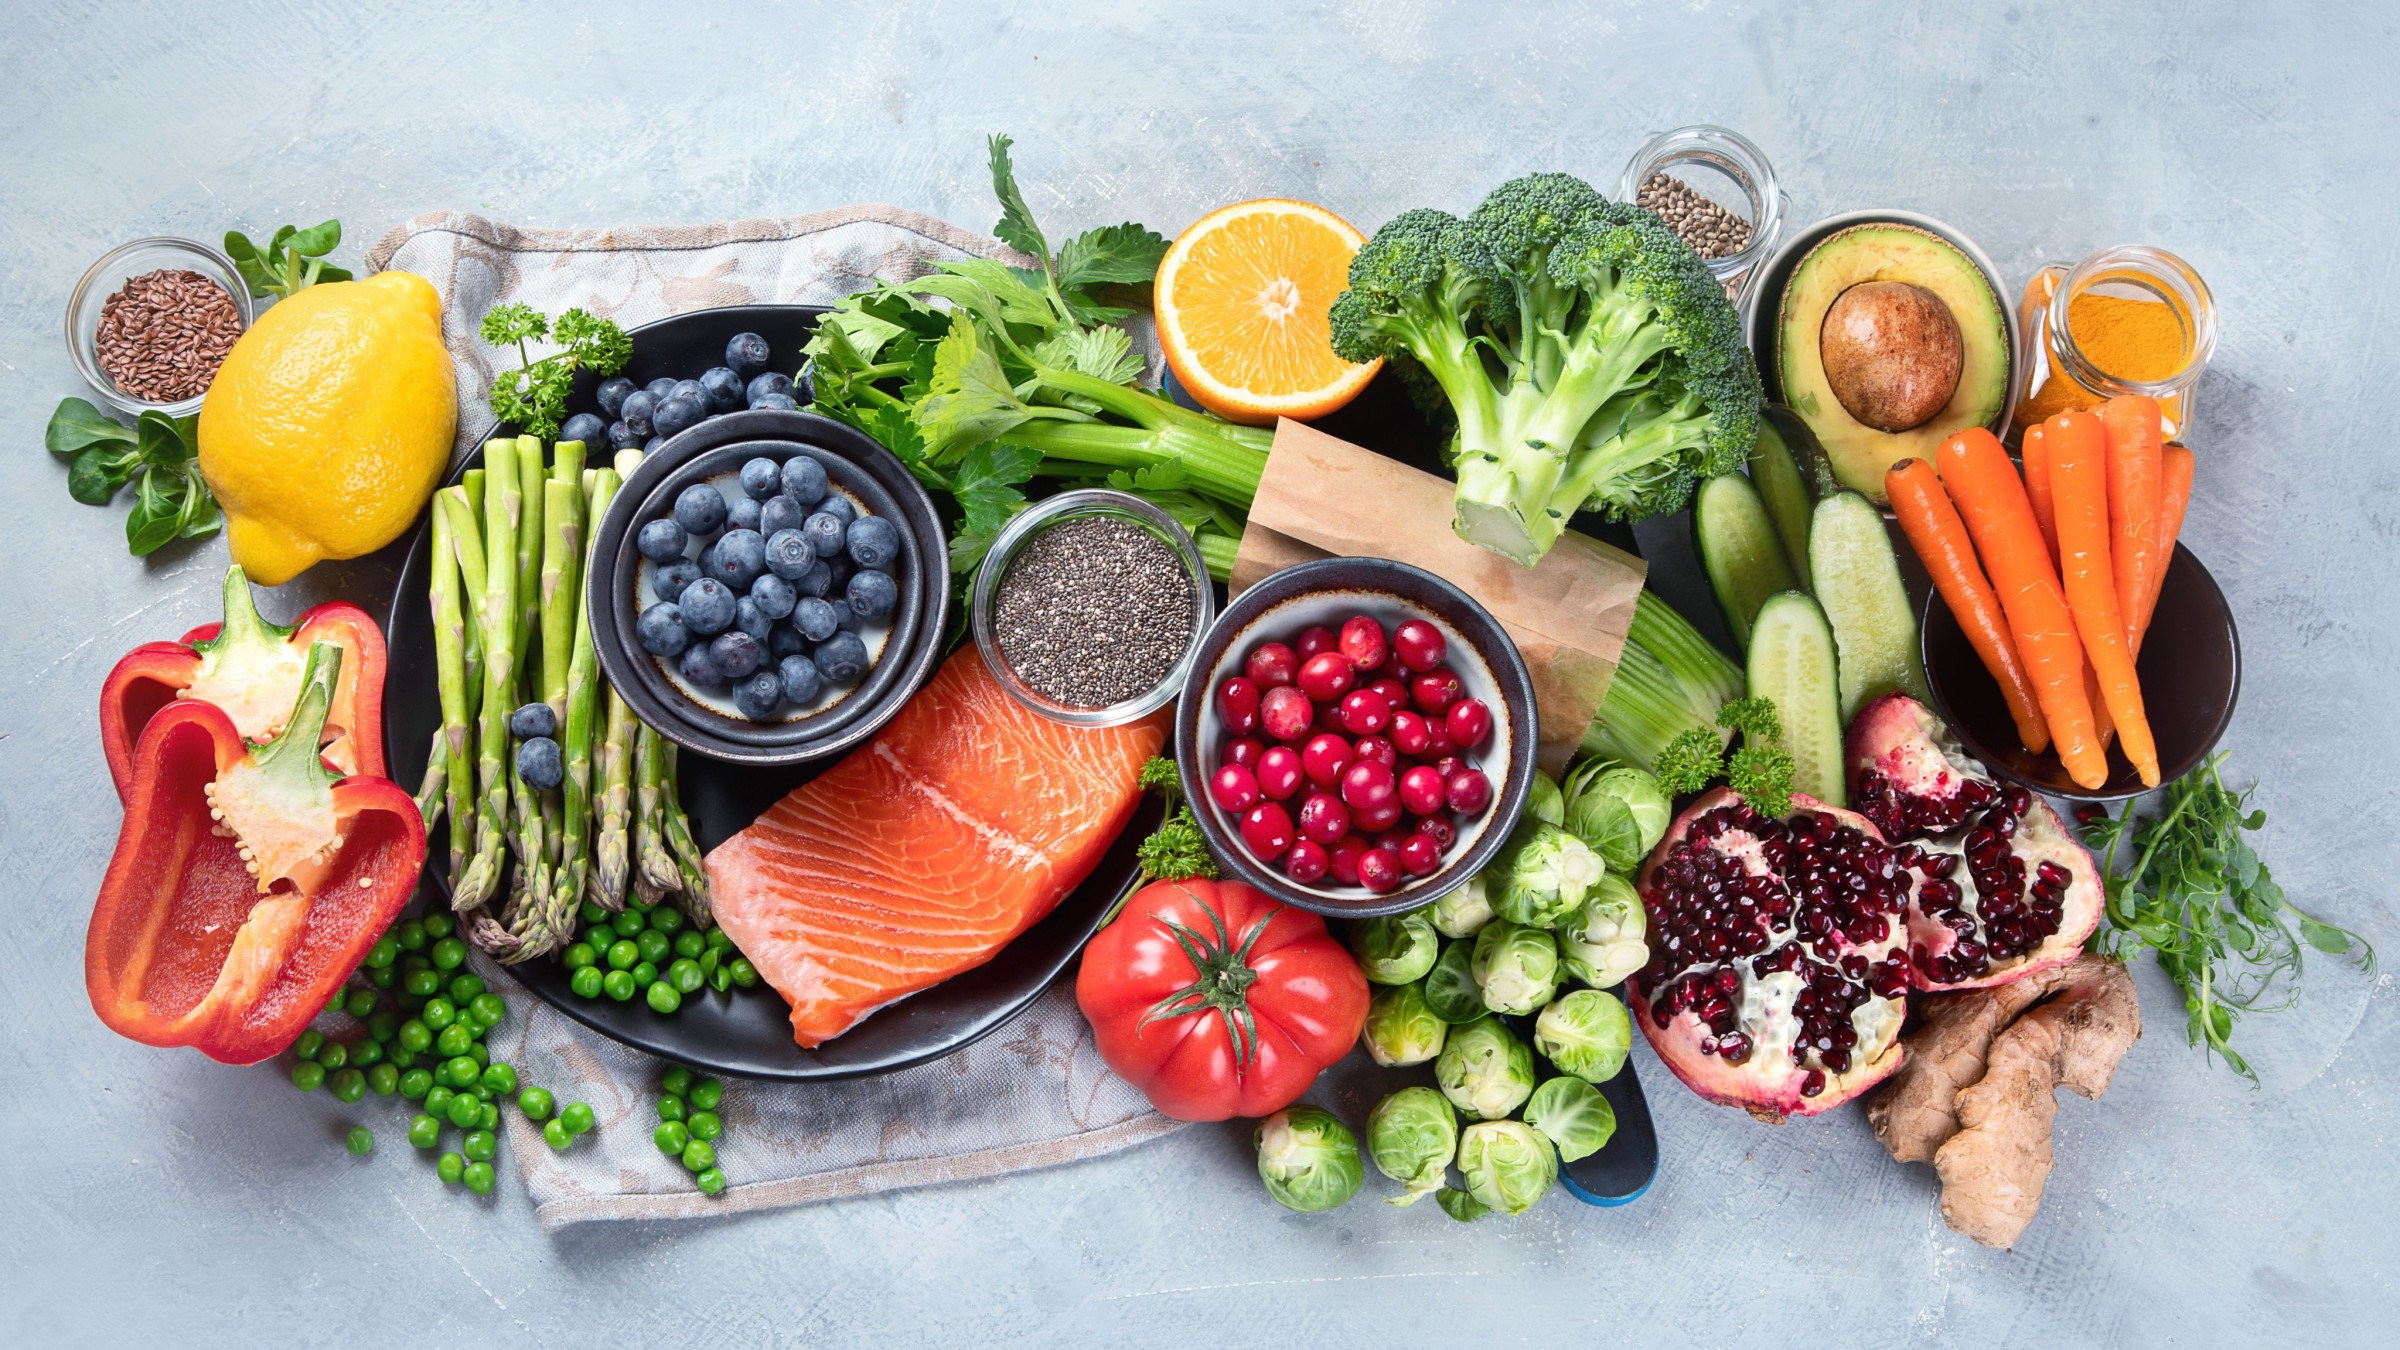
(1155, 198), (1381, 425)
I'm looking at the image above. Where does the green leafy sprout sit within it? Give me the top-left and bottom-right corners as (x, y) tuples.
(480, 303), (634, 441)
(224, 220), (352, 300)
(46, 397), (219, 556)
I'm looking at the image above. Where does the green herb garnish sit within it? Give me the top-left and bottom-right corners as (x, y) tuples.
(1132, 756), (1218, 885)
(224, 220), (352, 299)
(46, 397), (220, 556)
(1650, 698), (1794, 814)
(479, 304), (634, 441)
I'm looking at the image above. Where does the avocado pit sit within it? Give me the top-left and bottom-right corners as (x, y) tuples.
(1819, 281), (1964, 433)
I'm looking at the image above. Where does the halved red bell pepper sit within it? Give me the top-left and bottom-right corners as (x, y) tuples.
(87, 641), (425, 1065)
(99, 565), (386, 800)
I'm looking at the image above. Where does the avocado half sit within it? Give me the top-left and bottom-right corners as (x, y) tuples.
(1775, 223), (2009, 503)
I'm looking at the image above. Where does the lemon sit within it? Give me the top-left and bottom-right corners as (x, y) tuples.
(199, 271), (457, 585)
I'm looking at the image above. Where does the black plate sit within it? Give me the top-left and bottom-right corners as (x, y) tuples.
(385, 304), (1153, 1080)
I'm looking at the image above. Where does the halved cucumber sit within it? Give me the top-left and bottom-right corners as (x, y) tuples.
(1807, 491), (1932, 721)
(1748, 413), (1819, 582)
(1746, 591), (1846, 807)
(1693, 473), (1800, 652)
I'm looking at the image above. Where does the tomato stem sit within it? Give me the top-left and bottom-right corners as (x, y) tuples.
(1139, 906), (1274, 1069)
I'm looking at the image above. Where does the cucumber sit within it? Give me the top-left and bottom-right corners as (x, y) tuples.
(1748, 415), (1818, 582)
(1807, 491), (1933, 721)
(1693, 473), (1800, 652)
(1746, 591), (1846, 808)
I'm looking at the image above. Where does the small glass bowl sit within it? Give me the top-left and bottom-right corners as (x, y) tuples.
(66, 237), (255, 418)
(971, 489), (1215, 728)
(1619, 124), (1787, 300)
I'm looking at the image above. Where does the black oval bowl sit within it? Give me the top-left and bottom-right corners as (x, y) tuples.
(591, 409), (947, 767)
(1176, 558), (1538, 918)
(1923, 542), (2240, 800)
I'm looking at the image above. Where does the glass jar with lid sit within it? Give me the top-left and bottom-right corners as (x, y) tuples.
(1619, 125), (1786, 305)
(2012, 244), (2215, 441)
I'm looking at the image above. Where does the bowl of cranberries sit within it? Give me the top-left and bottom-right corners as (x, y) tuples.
(1174, 557), (1538, 918)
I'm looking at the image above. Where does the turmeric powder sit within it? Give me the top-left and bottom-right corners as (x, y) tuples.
(2065, 292), (2187, 382)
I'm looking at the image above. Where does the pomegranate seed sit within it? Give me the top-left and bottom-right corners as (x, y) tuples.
(1300, 733), (1353, 788)
(1800, 1070), (1826, 1098)
(1338, 688), (1393, 736)
(1244, 642), (1298, 689)
(1208, 763), (1260, 813)
(1411, 668), (1463, 715)
(1295, 651), (1355, 703)
(1352, 735), (1397, 769)
(1393, 619), (1446, 673)
(1398, 764), (1448, 816)
(1356, 846), (1404, 893)
(1255, 746), (1303, 800)
(1445, 768), (1493, 816)
(1239, 802), (1294, 862)
(1296, 791), (1351, 845)
(1445, 697), (1494, 749)
(1216, 677), (1260, 735)
(1327, 835), (1369, 886)
(1339, 616), (1388, 671)
(1259, 685), (1314, 741)
(1223, 736), (1264, 770)
(1295, 625), (1337, 660)
(1388, 710), (1433, 757)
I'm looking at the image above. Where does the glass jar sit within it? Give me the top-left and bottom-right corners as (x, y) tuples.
(65, 236), (255, 418)
(2011, 244), (2215, 441)
(1619, 124), (1787, 303)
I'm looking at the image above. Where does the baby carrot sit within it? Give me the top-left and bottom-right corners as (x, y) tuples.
(2130, 442), (2195, 658)
(1886, 458), (2050, 753)
(2020, 422), (2060, 567)
(1936, 428), (2108, 789)
(2098, 396), (2164, 647)
(2045, 412), (2159, 786)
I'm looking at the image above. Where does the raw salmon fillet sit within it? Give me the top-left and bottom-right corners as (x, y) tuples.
(707, 650), (1165, 1047)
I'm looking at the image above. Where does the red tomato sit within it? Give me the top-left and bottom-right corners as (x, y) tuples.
(1076, 879), (1368, 1122)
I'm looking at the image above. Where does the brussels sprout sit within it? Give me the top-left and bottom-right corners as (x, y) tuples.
(1526, 770), (1564, 827)
(1522, 1076), (1617, 1162)
(1429, 873), (1495, 939)
(1351, 909), (1439, 985)
(1254, 1106), (1363, 1213)
(1366, 1086), (1459, 1206)
(1361, 982), (1448, 1067)
(1456, 1119), (1557, 1215)
(1562, 761), (1671, 873)
(1491, 820), (1605, 928)
(1534, 988), (1633, 1083)
(1436, 1187), (1489, 1223)
(1469, 920), (1559, 1016)
(1422, 940), (1486, 1025)
(1435, 1015), (1537, 1121)
(1555, 873), (1649, 990)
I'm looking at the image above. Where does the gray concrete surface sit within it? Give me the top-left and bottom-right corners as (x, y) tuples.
(4, 1), (2395, 1344)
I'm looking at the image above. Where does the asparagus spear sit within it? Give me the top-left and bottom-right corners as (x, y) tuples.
(540, 447), (586, 722)
(524, 466), (619, 959)
(412, 729), (446, 833)
(513, 434), (546, 654)
(454, 438), (519, 913)
(659, 742), (714, 928)
(634, 723), (680, 893)
(426, 495), (475, 873)
(592, 683), (636, 909)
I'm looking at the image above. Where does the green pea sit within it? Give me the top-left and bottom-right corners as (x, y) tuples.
(396, 919), (429, 951)
(518, 1087), (555, 1121)
(344, 987), (377, 1019)
(570, 967), (604, 999)
(325, 992), (346, 1017)
(658, 1094), (686, 1124)
(471, 1084), (492, 1101)
(645, 982), (681, 1015)
(649, 904), (686, 935)
(463, 1161), (495, 1195)
(365, 964), (396, 990)
(309, 1041), (344, 1072)
(728, 959), (758, 990)
(422, 913), (455, 940)
(290, 1061), (326, 1092)
(583, 926), (615, 952)
(423, 1085), (455, 1118)
(613, 909), (647, 938)
(542, 1118), (573, 1151)
(403, 968), (442, 998)
(399, 950), (431, 973)
(579, 898), (606, 925)
(706, 927), (733, 952)
(634, 930), (670, 966)
(365, 934), (400, 968)
(631, 961), (659, 989)
(367, 1010), (400, 1043)
(654, 1120), (690, 1155)
(389, 1047), (419, 1070)
(446, 1093), (482, 1129)
(421, 998), (456, 1032)
(442, 1056), (480, 1089)
(349, 1038), (384, 1069)
(462, 1129), (496, 1162)
(346, 1126), (374, 1155)
(686, 1110), (721, 1142)
(680, 1139), (715, 1173)
(709, 965), (731, 993)
(435, 1023), (474, 1058)
(480, 1062), (517, 1096)
(666, 959), (705, 995)
(467, 1042), (489, 1068)
(561, 1101), (595, 1135)
(700, 948), (722, 978)
(436, 1152), (465, 1185)
(430, 937), (467, 971)
(605, 940), (640, 972)
(562, 943), (597, 971)
(672, 930), (706, 961)
(409, 1114), (443, 1148)
(448, 974), (485, 1003)
(688, 1078), (724, 1112)
(469, 993), (506, 1029)
(661, 1067), (693, 1096)
(295, 1029), (326, 1061)
(694, 1166), (727, 1196)
(399, 1069), (434, 1100)
(366, 1063), (400, 1097)
(479, 1101), (498, 1130)
(603, 970), (636, 1002)
(330, 1068), (366, 1103)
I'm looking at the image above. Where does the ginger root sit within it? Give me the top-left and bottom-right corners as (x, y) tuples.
(1867, 953), (2141, 1247)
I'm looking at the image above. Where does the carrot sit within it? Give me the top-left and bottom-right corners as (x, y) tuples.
(2020, 422), (2060, 567)
(2098, 396), (2164, 647)
(2045, 412), (2159, 786)
(2130, 442), (2195, 658)
(1935, 428), (2108, 789)
(1886, 458), (2050, 754)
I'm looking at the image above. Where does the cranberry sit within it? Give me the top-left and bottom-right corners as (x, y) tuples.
(1295, 624), (1338, 660)
(1224, 736), (1264, 770)
(1393, 619), (1446, 673)
(1217, 677), (1261, 735)
(1337, 688), (1393, 736)
(1388, 710), (1433, 757)
(1240, 802), (1294, 862)
(1353, 796), (1404, 834)
(1255, 746), (1303, 800)
(1208, 763), (1260, 813)
(1445, 767), (1493, 816)
(1341, 758), (1397, 812)
(1415, 815), (1457, 852)
(1283, 839), (1330, 884)
(1259, 685), (1315, 741)
(1244, 642), (1298, 689)
(1398, 764), (1448, 815)
(1352, 735), (1397, 769)
(1296, 791), (1351, 845)
(1366, 677), (1410, 710)
(1399, 832), (1443, 876)
(1327, 835), (1369, 886)
(1356, 846), (1404, 894)
(1339, 615), (1388, 671)
(1411, 668), (1463, 715)
(1295, 651), (1355, 703)
(1300, 733), (1353, 788)
(1420, 724), (1454, 759)
(1445, 697), (1493, 749)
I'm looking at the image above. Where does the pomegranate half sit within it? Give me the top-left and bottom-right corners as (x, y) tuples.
(1630, 789), (1911, 1121)
(1845, 694), (2105, 992)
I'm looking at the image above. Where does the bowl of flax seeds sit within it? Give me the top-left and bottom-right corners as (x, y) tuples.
(66, 236), (254, 417)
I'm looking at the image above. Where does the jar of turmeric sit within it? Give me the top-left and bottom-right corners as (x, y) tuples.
(2012, 244), (2216, 440)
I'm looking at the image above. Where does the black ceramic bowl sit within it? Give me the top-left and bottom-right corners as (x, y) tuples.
(1923, 542), (2240, 800)
(589, 409), (948, 766)
(1175, 558), (1539, 918)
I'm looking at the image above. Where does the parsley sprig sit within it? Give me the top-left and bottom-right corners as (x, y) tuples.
(479, 303), (633, 441)
(1654, 697), (1794, 815)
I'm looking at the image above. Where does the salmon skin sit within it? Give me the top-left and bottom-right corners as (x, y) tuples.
(707, 650), (1165, 1048)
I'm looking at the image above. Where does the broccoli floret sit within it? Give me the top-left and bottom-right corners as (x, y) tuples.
(1331, 176), (1759, 567)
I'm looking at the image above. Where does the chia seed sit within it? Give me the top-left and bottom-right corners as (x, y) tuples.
(994, 516), (1194, 708)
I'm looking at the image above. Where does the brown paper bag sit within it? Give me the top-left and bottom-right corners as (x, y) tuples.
(1230, 421), (1647, 774)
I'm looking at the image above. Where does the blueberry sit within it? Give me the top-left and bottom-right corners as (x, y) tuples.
(759, 494), (809, 539)
(739, 457), (782, 501)
(644, 435), (664, 453)
(671, 379), (707, 406)
(833, 598), (862, 631)
(645, 377), (679, 400)
(778, 654), (823, 705)
(636, 603), (690, 657)
(779, 455), (829, 506)
(745, 372), (793, 407)
(653, 395), (706, 439)
(792, 596), (841, 643)
(847, 568), (899, 622)
(710, 629), (763, 681)
(560, 412), (609, 449)
(517, 737), (564, 791)
(824, 555), (855, 595)
(801, 512), (847, 561)
(637, 518), (688, 563)
(678, 578), (736, 636)
(726, 332), (771, 376)
(725, 496), (762, 533)
(764, 529), (816, 580)
(791, 560), (835, 598)
(815, 494), (857, 527)
(750, 572), (797, 620)
(732, 669), (783, 721)
(701, 367), (746, 413)
(607, 420), (641, 450)
(672, 482), (728, 535)
(707, 529), (767, 589)
(677, 642), (726, 690)
(734, 596), (773, 642)
(815, 632), (870, 684)
(651, 557), (701, 603)
(847, 515), (901, 571)
(508, 702), (558, 739)
(769, 621), (810, 660)
(749, 392), (798, 411)
(596, 377), (637, 418)
(620, 390), (657, 437)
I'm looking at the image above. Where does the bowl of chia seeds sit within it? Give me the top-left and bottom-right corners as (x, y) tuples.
(971, 490), (1214, 728)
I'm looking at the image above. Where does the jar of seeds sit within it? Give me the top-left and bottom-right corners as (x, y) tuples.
(1619, 124), (1786, 305)
(66, 237), (255, 417)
